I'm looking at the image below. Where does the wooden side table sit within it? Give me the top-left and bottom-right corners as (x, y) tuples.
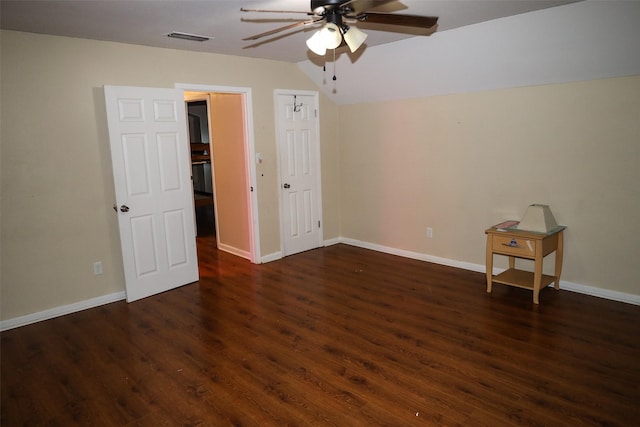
(485, 225), (566, 304)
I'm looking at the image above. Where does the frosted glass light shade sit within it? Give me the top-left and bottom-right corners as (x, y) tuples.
(343, 26), (368, 53)
(321, 23), (342, 49)
(306, 23), (342, 55)
(306, 30), (327, 55)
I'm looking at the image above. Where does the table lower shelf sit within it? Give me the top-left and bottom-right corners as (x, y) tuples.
(492, 268), (557, 290)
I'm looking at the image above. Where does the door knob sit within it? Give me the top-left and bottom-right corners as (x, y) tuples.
(283, 183), (291, 189)
(120, 204), (130, 213)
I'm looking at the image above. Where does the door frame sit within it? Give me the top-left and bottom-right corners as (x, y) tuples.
(274, 89), (323, 256)
(176, 83), (260, 264)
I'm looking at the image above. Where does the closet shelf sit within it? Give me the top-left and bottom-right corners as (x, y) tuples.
(191, 154), (210, 162)
(190, 143), (210, 163)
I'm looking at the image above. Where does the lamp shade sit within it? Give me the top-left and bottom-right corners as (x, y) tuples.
(343, 26), (368, 53)
(321, 23), (342, 49)
(517, 204), (559, 233)
(306, 23), (342, 55)
(306, 30), (327, 55)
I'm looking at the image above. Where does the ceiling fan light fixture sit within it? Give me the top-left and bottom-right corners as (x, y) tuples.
(242, 3), (440, 60)
(306, 23), (342, 55)
(342, 25), (367, 53)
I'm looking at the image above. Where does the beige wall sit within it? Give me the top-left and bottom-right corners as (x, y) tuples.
(2, 28), (638, 322)
(0, 30), (341, 320)
(339, 76), (640, 296)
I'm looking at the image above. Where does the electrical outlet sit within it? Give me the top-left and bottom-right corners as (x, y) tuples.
(426, 227), (433, 238)
(93, 261), (103, 276)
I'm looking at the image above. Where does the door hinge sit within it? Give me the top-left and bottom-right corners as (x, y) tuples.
(318, 220), (321, 228)
(250, 186), (253, 192)
(314, 109), (318, 118)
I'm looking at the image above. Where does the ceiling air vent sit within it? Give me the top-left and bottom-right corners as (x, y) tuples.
(167, 32), (211, 42)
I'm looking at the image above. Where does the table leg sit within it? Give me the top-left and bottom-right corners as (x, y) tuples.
(533, 245), (543, 305)
(485, 236), (493, 293)
(554, 231), (564, 290)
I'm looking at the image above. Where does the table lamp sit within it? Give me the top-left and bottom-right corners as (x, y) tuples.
(517, 204), (559, 233)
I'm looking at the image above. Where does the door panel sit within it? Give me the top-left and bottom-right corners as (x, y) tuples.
(122, 134), (150, 196)
(164, 209), (189, 267)
(157, 133), (182, 191)
(276, 93), (322, 256)
(105, 85), (198, 302)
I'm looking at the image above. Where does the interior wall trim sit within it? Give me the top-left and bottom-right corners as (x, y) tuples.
(218, 243), (252, 261)
(1, 291), (126, 332)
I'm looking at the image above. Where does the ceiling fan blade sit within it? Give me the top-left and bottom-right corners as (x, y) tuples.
(243, 26), (316, 49)
(242, 18), (323, 41)
(341, 0), (396, 15)
(240, 8), (314, 16)
(355, 12), (438, 29)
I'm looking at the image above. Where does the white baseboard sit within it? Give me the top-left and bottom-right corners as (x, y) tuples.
(217, 243), (251, 261)
(261, 251), (283, 263)
(340, 237), (486, 273)
(217, 238), (353, 265)
(260, 238), (340, 263)
(323, 237), (341, 247)
(558, 280), (640, 305)
(338, 237), (640, 306)
(1, 291), (126, 332)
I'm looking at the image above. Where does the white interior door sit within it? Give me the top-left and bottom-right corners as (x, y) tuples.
(276, 91), (323, 256)
(105, 85), (198, 302)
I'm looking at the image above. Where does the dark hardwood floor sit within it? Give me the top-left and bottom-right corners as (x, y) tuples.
(2, 236), (639, 426)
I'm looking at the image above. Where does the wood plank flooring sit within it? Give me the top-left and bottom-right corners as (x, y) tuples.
(2, 236), (639, 426)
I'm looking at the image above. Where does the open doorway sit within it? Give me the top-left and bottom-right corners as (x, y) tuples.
(186, 98), (216, 238)
(180, 85), (260, 264)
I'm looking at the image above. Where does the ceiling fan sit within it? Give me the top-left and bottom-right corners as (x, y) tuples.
(241, 0), (439, 55)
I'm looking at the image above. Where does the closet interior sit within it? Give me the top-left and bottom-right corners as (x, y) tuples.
(187, 100), (215, 236)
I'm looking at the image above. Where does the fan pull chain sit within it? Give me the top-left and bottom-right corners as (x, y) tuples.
(332, 49), (337, 81)
(332, 50), (337, 93)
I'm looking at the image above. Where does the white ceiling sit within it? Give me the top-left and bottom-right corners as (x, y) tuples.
(1, 0), (578, 63)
